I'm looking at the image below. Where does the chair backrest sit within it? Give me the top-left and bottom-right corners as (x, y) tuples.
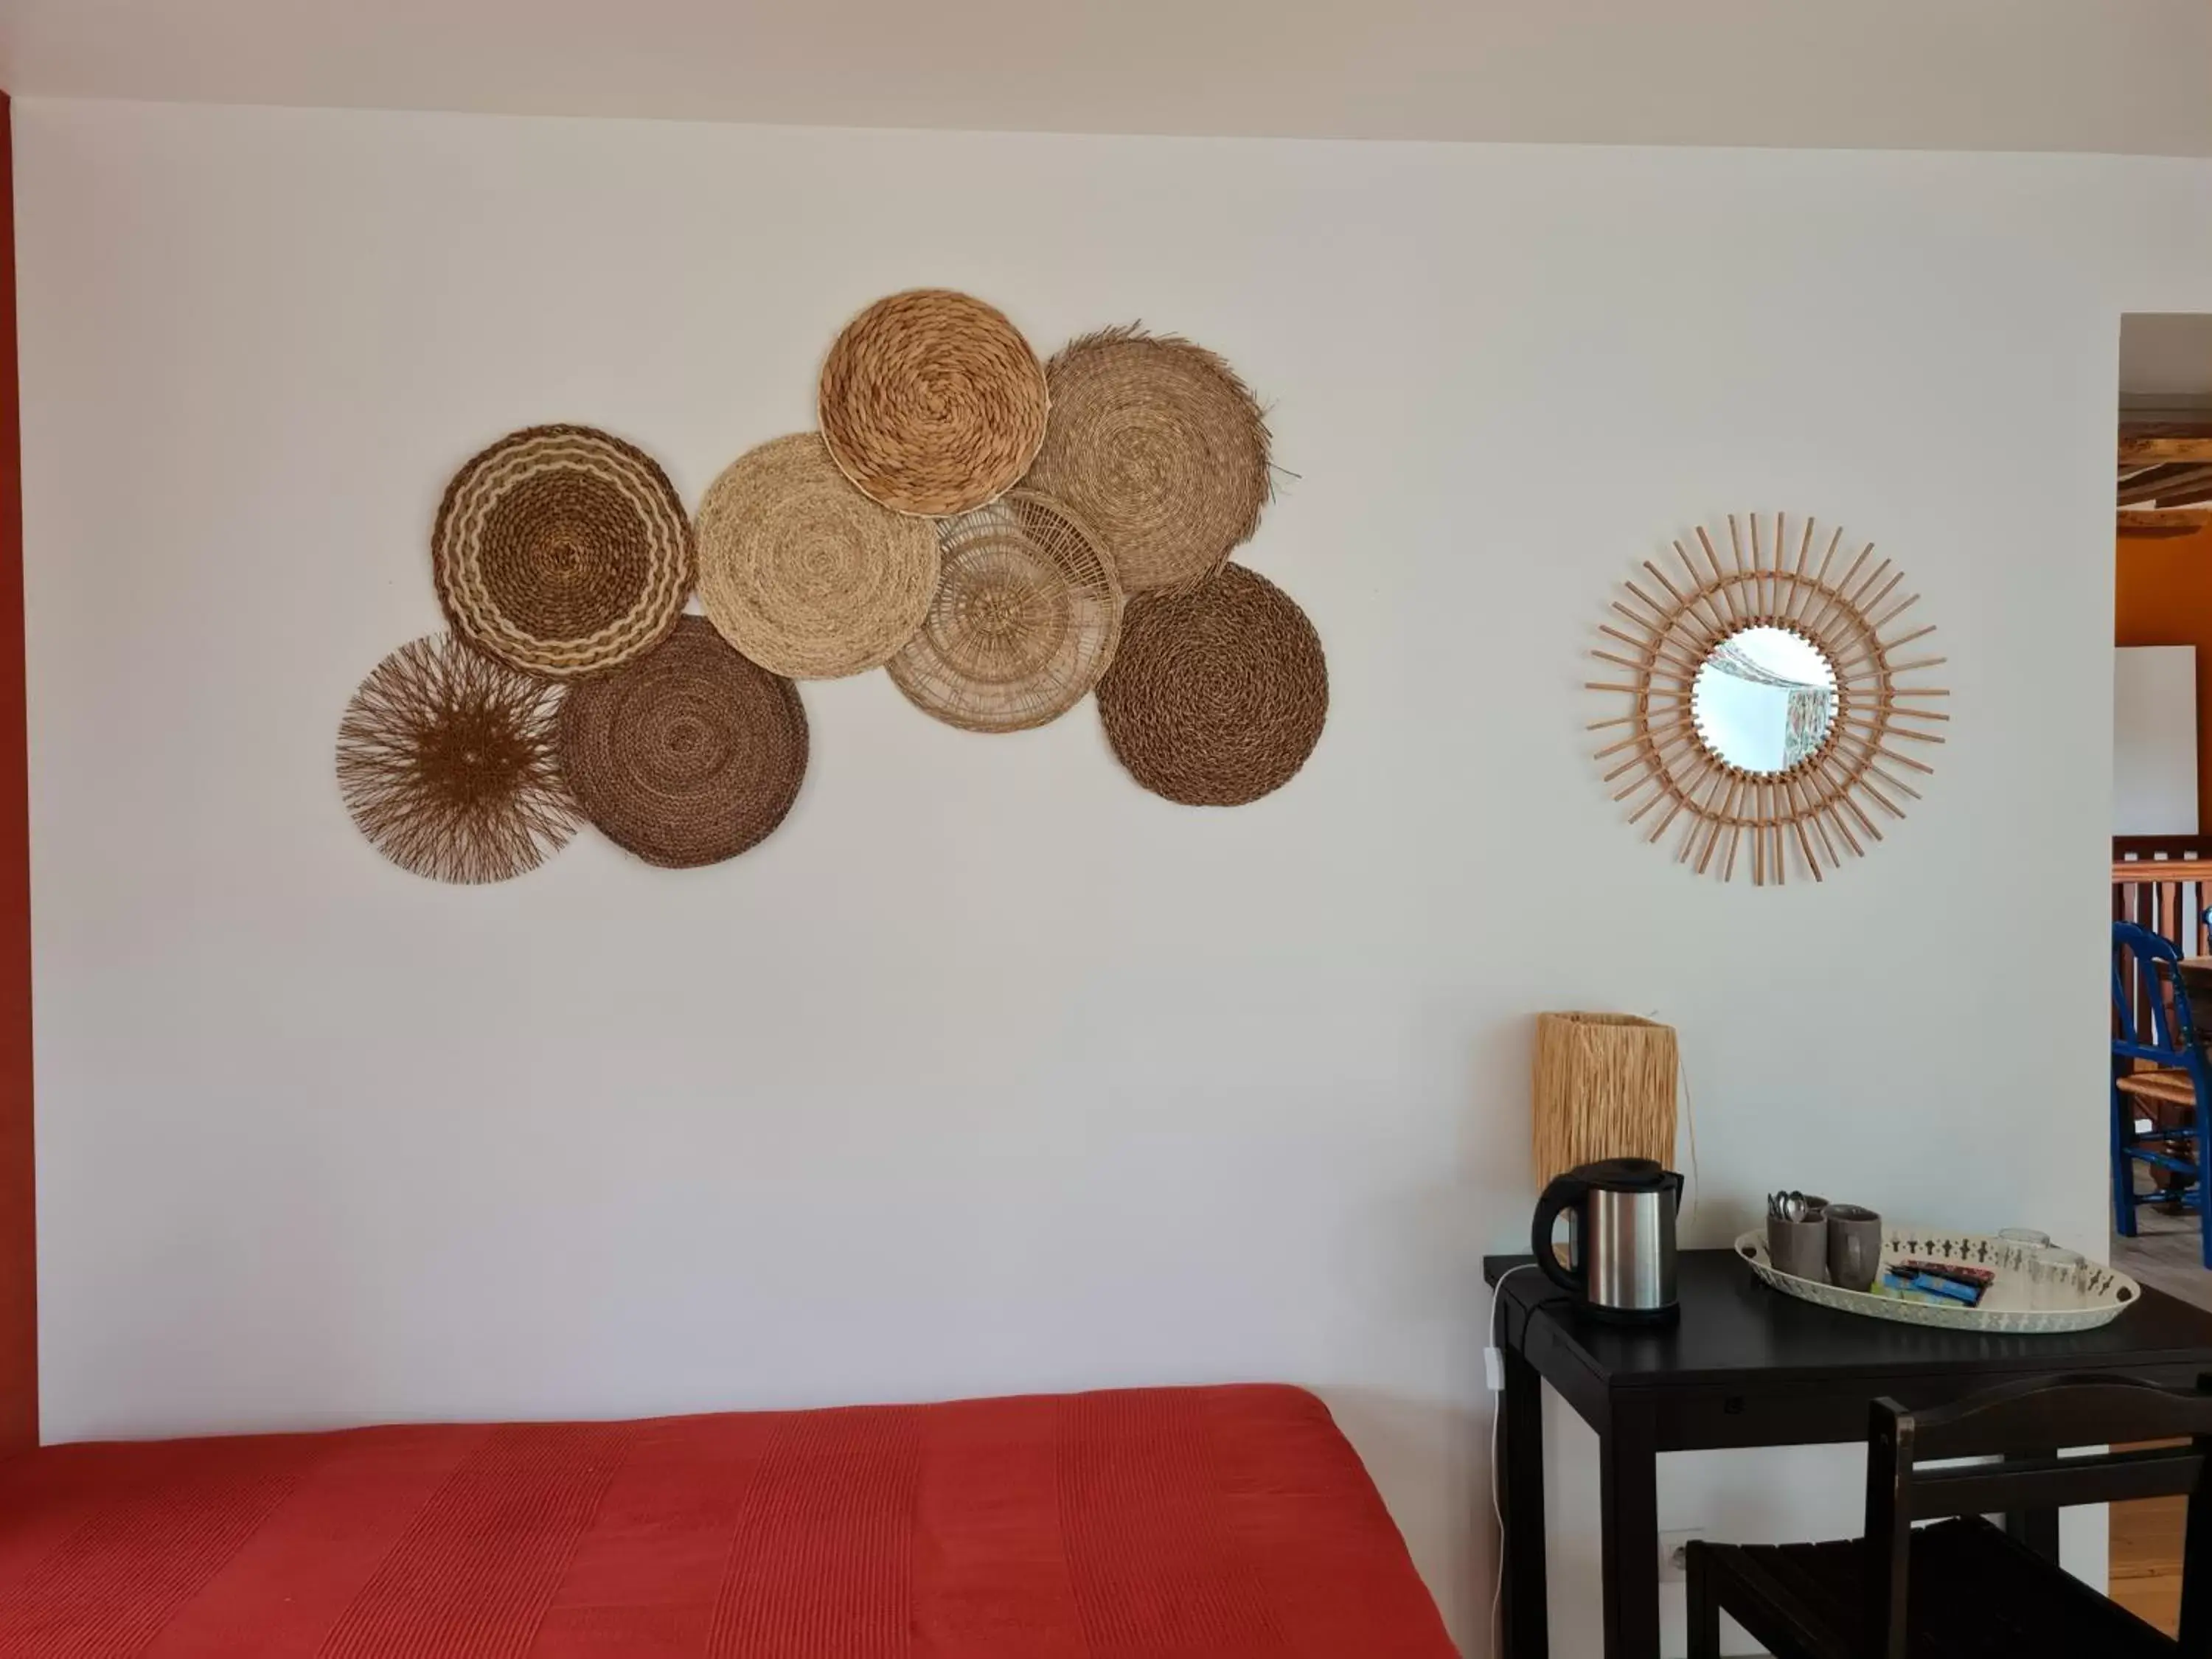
(1860, 1372), (2212, 1658)
(2114, 919), (2194, 1067)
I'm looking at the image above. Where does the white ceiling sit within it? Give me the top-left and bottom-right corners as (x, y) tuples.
(3, 0), (2209, 155)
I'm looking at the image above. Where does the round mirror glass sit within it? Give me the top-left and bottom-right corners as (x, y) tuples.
(1691, 626), (1837, 774)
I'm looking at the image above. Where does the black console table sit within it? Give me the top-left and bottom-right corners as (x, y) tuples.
(1484, 1247), (2212, 1658)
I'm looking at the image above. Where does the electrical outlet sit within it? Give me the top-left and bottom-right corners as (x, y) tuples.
(1658, 1528), (1707, 1584)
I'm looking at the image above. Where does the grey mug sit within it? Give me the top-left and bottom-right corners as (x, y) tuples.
(1826, 1205), (1883, 1293)
(1767, 1214), (1829, 1283)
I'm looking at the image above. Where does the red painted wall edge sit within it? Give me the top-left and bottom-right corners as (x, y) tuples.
(0, 91), (38, 1453)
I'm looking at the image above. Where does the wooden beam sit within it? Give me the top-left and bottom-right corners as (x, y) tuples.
(2121, 437), (2212, 465)
(2118, 464), (2212, 506)
(2120, 508), (2212, 536)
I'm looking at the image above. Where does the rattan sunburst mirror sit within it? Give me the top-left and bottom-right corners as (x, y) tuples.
(1587, 514), (1947, 884)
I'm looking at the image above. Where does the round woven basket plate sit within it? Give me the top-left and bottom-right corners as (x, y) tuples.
(888, 490), (1124, 734)
(1736, 1229), (2137, 1334)
(696, 433), (939, 680)
(1026, 327), (1270, 596)
(336, 633), (581, 883)
(818, 290), (1048, 517)
(558, 616), (808, 869)
(1098, 565), (1326, 807)
(434, 424), (693, 679)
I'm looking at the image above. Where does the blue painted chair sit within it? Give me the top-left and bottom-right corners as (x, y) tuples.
(2112, 920), (2212, 1267)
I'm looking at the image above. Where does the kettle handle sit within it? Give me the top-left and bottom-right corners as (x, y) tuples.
(1665, 1169), (1686, 1215)
(1531, 1172), (1592, 1297)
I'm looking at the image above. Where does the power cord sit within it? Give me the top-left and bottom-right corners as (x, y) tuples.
(1675, 1043), (1701, 1237)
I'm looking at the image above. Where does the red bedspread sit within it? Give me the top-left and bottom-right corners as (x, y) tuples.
(0, 1384), (1456, 1657)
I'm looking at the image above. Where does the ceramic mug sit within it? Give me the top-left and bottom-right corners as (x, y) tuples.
(1767, 1214), (1830, 1283)
(1826, 1205), (1883, 1293)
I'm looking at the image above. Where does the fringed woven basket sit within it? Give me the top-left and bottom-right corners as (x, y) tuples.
(1531, 1013), (1678, 1187)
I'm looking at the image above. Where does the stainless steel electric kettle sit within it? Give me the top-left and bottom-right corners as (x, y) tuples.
(1530, 1157), (1684, 1325)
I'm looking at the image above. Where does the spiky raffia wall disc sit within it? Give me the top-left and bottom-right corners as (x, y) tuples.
(336, 633), (580, 883)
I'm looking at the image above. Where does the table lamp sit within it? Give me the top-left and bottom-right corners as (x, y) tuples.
(1531, 1012), (1678, 1187)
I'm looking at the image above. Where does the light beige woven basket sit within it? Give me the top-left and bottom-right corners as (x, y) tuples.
(695, 433), (939, 681)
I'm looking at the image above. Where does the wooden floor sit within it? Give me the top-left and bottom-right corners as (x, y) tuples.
(2110, 1206), (2211, 1635)
(2112, 1209), (2212, 1318)
(2111, 1489), (2185, 1633)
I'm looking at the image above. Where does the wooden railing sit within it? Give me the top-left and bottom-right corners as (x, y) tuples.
(2115, 838), (2212, 1045)
(2115, 836), (2212, 961)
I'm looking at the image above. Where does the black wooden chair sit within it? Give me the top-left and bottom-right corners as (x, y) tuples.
(1685, 1373), (2212, 1658)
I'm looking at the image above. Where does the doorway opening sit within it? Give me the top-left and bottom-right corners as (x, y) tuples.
(2110, 312), (2212, 1635)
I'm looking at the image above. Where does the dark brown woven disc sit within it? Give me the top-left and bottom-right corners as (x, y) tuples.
(335, 633), (581, 883)
(1097, 565), (1326, 807)
(557, 616), (807, 868)
(434, 424), (694, 678)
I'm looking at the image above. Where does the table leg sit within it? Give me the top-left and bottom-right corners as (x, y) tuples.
(2003, 1500), (2062, 1563)
(1600, 1401), (1663, 1659)
(1499, 1346), (1549, 1658)
(1997, 1444), (2061, 1564)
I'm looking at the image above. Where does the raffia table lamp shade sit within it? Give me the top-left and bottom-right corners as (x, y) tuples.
(1531, 1013), (1679, 1187)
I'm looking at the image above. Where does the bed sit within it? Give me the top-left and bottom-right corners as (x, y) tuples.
(0, 1383), (1457, 1656)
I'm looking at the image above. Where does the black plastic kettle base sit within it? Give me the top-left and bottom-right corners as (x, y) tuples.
(1571, 1300), (1680, 1327)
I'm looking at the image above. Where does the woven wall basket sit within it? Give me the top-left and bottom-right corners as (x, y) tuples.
(1097, 565), (1326, 807)
(696, 433), (940, 680)
(888, 490), (1124, 734)
(335, 633), (582, 883)
(557, 616), (808, 869)
(433, 425), (693, 679)
(1026, 327), (1271, 596)
(818, 290), (1049, 517)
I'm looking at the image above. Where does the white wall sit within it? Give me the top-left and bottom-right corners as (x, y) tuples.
(2115, 645), (2198, 834)
(15, 100), (2211, 1655)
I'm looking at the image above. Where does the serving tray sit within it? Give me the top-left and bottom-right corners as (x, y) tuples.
(1733, 1228), (2140, 1334)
